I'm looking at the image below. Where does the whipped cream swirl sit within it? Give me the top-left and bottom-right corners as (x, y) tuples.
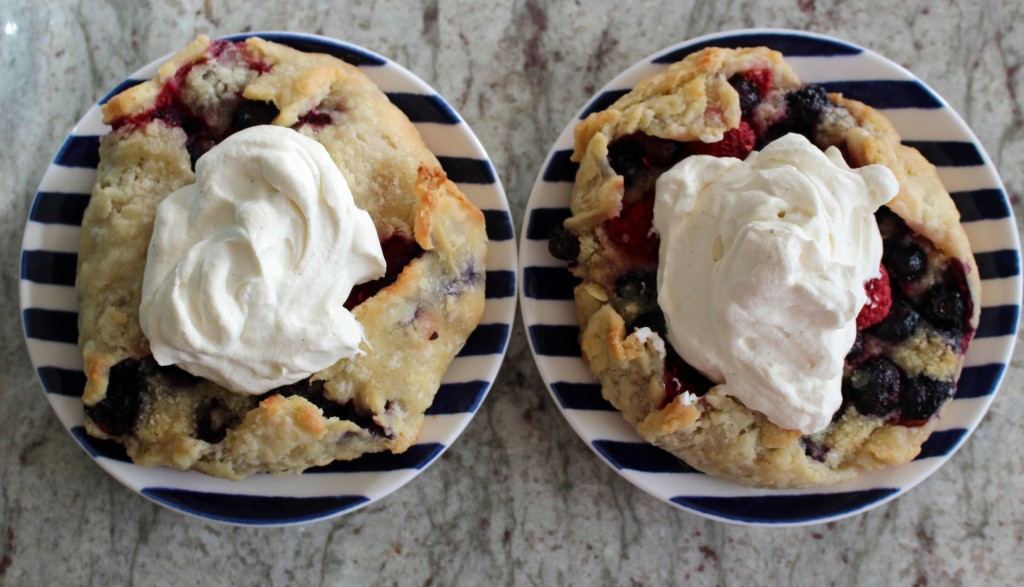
(139, 125), (386, 395)
(652, 133), (898, 433)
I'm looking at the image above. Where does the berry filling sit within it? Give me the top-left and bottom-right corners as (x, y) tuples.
(554, 78), (977, 433)
(345, 233), (424, 309)
(107, 40), (340, 167)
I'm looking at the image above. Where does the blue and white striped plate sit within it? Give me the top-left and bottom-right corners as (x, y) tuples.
(20, 32), (516, 526)
(519, 29), (1021, 526)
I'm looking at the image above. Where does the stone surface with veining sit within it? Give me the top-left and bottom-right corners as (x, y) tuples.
(1, 0), (1022, 585)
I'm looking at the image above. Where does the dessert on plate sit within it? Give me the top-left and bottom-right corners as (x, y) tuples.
(76, 35), (487, 479)
(550, 46), (980, 488)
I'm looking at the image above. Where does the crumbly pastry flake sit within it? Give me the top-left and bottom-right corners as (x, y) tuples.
(76, 36), (487, 479)
(561, 46), (980, 488)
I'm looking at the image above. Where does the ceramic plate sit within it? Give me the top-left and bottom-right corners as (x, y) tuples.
(20, 32), (516, 526)
(519, 29), (1021, 526)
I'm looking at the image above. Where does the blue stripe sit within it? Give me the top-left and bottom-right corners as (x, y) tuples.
(221, 32), (387, 67)
(70, 426), (131, 463)
(974, 249), (1021, 280)
(550, 382), (614, 411)
(950, 189), (1011, 222)
(483, 209), (514, 241)
(29, 192), (90, 225)
(23, 308), (78, 344)
(142, 487), (370, 525)
(522, 266), (578, 300)
(457, 323), (510, 356)
(437, 156), (497, 184)
(671, 489), (898, 525)
(308, 443), (444, 473)
(53, 135), (101, 168)
(542, 150), (578, 183)
(386, 93), (461, 124)
(902, 140), (984, 167)
(956, 363), (1007, 399)
(593, 440), (700, 474)
(914, 428), (968, 461)
(99, 78), (145, 105)
(820, 80), (942, 109)
(653, 32), (862, 63)
(525, 207), (571, 240)
(485, 270), (516, 299)
(21, 250), (77, 286)
(426, 380), (489, 415)
(528, 324), (580, 357)
(975, 304), (1020, 338)
(37, 367), (86, 396)
(579, 89), (630, 119)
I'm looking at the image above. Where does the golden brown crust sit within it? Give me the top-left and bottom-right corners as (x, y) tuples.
(566, 47), (979, 488)
(77, 36), (486, 479)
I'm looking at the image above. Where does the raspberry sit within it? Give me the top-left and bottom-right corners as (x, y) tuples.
(604, 194), (659, 263)
(744, 68), (773, 97)
(857, 264), (892, 329)
(688, 121), (756, 159)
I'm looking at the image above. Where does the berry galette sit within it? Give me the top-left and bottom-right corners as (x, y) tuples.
(552, 47), (980, 488)
(77, 36), (487, 479)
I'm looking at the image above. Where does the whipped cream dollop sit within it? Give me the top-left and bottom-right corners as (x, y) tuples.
(139, 125), (386, 395)
(652, 133), (899, 434)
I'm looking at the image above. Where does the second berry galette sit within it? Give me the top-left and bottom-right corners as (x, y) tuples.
(551, 47), (980, 488)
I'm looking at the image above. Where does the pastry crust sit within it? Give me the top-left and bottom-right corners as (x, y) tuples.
(77, 36), (487, 479)
(566, 47), (979, 488)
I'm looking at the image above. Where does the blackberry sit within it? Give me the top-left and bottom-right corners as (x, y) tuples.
(230, 100), (280, 133)
(615, 270), (657, 304)
(900, 376), (955, 420)
(845, 331), (865, 364)
(161, 364), (201, 387)
(871, 298), (920, 342)
(547, 225), (580, 262)
(922, 284), (967, 333)
(84, 359), (145, 437)
(884, 240), (927, 281)
(786, 85), (830, 126)
(844, 356), (901, 417)
(642, 136), (684, 168)
(195, 398), (240, 443)
(728, 74), (761, 118)
(632, 311), (667, 338)
(607, 137), (645, 186)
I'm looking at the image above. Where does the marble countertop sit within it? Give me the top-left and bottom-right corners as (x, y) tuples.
(2, 0), (1022, 585)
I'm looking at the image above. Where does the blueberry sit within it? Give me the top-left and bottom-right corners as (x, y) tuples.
(884, 240), (927, 282)
(195, 398), (239, 443)
(230, 100), (279, 133)
(844, 356), (901, 417)
(615, 270), (657, 304)
(607, 137), (645, 186)
(85, 358), (145, 436)
(871, 299), (920, 342)
(900, 376), (954, 420)
(632, 311), (667, 338)
(802, 438), (829, 462)
(728, 74), (761, 118)
(547, 225), (580, 262)
(923, 284), (967, 333)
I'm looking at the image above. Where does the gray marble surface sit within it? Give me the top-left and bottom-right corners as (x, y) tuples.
(2, 0), (1022, 585)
